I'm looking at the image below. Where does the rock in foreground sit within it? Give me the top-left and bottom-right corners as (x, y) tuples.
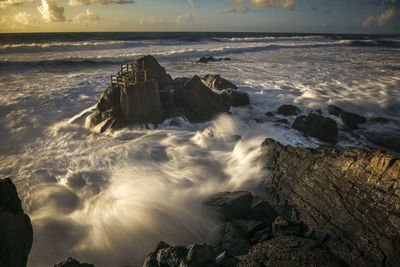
(262, 138), (400, 266)
(0, 178), (33, 267)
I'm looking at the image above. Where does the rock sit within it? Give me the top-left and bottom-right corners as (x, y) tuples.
(277, 104), (301, 116)
(271, 216), (303, 237)
(202, 191), (253, 221)
(215, 250), (238, 267)
(292, 112), (338, 144)
(54, 257), (95, 267)
(276, 118), (289, 124)
(218, 222), (251, 256)
(365, 131), (400, 153)
(327, 105), (366, 130)
(250, 200), (278, 225)
(134, 55), (173, 90)
(181, 75), (230, 122)
(262, 138), (400, 266)
(236, 236), (344, 267)
(197, 56), (231, 64)
(265, 112), (274, 117)
(202, 75), (237, 91)
(220, 89), (250, 107)
(370, 117), (390, 124)
(0, 177), (33, 267)
(143, 241), (215, 267)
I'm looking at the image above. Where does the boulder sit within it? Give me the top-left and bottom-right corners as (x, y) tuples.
(134, 55), (173, 90)
(202, 75), (237, 91)
(220, 89), (250, 107)
(277, 104), (301, 116)
(262, 138), (400, 266)
(202, 191), (253, 221)
(327, 105), (366, 130)
(0, 177), (33, 267)
(197, 56), (231, 64)
(143, 241), (216, 267)
(181, 75), (230, 122)
(236, 236), (344, 267)
(292, 112), (338, 144)
(249, 200), (278, 225)
(54, 257), (95, 267)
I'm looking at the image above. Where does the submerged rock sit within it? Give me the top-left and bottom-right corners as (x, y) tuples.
(262, 138), (400, 266)
(277, 104), (301, 116)
(327, 105), (366, 130)
(202, 75), (237, 91)
(0, 177), (33, 267)
(292, 112), (338, 144)
(220, 89), (250, 107)
(54, 257), (95, 267)
(197, 56), (231, 64)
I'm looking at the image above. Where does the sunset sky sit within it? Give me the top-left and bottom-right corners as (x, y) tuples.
(0, 0), (399, 33)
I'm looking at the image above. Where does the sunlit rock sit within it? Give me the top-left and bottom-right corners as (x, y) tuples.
(202, 74), (237, 91)
(220, 89), (250, 107)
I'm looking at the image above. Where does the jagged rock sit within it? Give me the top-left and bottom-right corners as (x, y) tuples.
(202, 191), (253, 221)
(277, 104), (301, 116)
(134, 55), (173, 90)
(181, 75), (230, 122)
(202, 75), (237, 91)
(218, 222), (251, 256)
(262, 138), (400, 266)
(143, 241), (216, 267)
(292, 112), (338, 144)
(54, 257), (95, 267)
(328, 105), (366, 130)
(220, 89), (250, 107)
(236, 236), (344, 267)
(0, 177), (33, 267)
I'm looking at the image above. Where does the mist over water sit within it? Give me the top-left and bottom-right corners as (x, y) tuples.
(0, 32), (399, 266)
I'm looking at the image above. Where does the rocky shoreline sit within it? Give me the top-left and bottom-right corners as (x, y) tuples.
(2, 55), (399, 267)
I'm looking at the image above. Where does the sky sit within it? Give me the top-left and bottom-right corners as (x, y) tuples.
(0, 0), (399, 33)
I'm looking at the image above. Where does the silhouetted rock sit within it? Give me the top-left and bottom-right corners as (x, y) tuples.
(275, 118), (289, 124)
(202, 75), (237, 91)
(262, 138), (400, 266)
(181, 75), (230, 122)
(220, 89), (250, 107)
(249, 200), (278, 225)
(265, 112), (274, 117)
(143, 241), (216, 267)
(328, 105), (366, 130)
(277, 104), (301, 116)
(135, 55), (173, 90)
(202, 191), (253, 221)
(237, 236), (343, 267)
(292, 112), (338, 144)
(370, 117), (390, 124)
(54, 257), (95, 267)
(365, 131), (400, 153)
(197, 56), (231, 64)
(0, 177), (33, 267)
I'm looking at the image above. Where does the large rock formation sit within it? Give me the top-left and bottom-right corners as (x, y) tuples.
(89, 56), (240, 131)
(0, 177), (33, 267)
(261, 138), (400, 266)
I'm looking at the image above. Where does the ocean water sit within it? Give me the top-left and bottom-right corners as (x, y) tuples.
(0, 32), (399, 267)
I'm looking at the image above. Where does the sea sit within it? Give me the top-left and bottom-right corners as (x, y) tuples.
(0, 32), (399, 267)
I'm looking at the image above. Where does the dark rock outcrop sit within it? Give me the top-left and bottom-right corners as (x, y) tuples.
(54, 257), (95, 267)
(197, 56), (231, 64)
(236, 236), (343, 267)
(0, 177), (33, 267)
(143, 241), (216, 267)
(262, 138), (400, 266)
(365, 131), (400, 153)
(277, 104), (301, 116)
(328, 105), (367, 130)
(202, 75), (237, 91)
(292, 112), (338, 144)
(220, 89), (250, 107)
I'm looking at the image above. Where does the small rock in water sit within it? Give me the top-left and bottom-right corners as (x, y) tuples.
(327, 105), (366, 130)
(277, 104), (301, 116)
(265, 112), (274, 117)
(292, 112), (338, 144)
(370, 117), (390, 124)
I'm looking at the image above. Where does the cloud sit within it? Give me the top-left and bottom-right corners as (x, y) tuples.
(0, 0), (34, 9)
(377, 5), (396, 25)
(140, 17), (166, 25)
(250, 0), (298, 9)
(68, 0), (134, 6)
(223, 6), (249, 13)
(73, 9), (99, 24)
(362, 15), (377, 27)
(362, 0), (399, 27)
(14, 11), (31, 25)
(188, 0), (195, 8)
(176, 14), (195, 24)
(37, 0), (65, 22)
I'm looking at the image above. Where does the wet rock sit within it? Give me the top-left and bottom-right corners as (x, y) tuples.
(0, 177), (33, 267)
(250, 200), (278, 225)
(54, 257), (95, 267)
(215, 250), (238, 267)
(327, 105), (366, 130)
(218, 222), (251, 256)
(276, 118), (289, 124)
(220, 89), (250, 107)
(202, 191), (253, 221)
(370, 117), (390, 124)
(181, 75), (230, 122)
(365, 131), (400, 153)
(292, 112), (338, 144)
(277, 104), (301, 116)
(135, 55), (173, 90)
(143, 241), (215, 267)
(265, 112), (274, 117)
(236, 236), (344, 267)
(271, 216), (303, 237)
(262, 138), (400, 266)
(197, 56), (231, 64)
(202, 75), (237, 91)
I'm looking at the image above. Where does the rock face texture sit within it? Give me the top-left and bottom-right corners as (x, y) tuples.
(262, 138), (400, 266)
(277, 104), (301, 116)
(292, 112), (338, 144)
(328, 105), (367, 130)
(0, 177), (33, 267)
(89, 56), (244, 131)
